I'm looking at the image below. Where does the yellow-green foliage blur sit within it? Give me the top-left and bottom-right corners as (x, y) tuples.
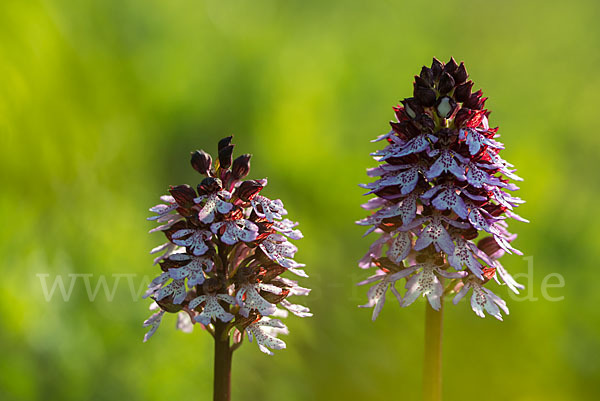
(1, 0), (598, 400)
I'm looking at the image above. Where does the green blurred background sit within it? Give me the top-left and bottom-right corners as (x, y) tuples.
(1, 0), (599, 400)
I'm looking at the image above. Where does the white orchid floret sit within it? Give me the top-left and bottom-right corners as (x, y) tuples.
(357, 193), (418, 236)
(147, 195), (178, 221)
(402, 263), (467, 311)
(189, 293), (236, 325)
(172, 228), (213, 256)
(251, 195), (287, 222)
(143, 309), (165, 342)
(168, 254), (213, 287)
(358, 269), (410, 321)
(155, 278), (187, 305)
(453, 276), (509, 321)
(150, 242), (178, 265)
(210, 219), (258, 245)
(387, 230), (412, 264)
(447, 237), (484, 279)
(272, 218), (303, 240)
(259, 234), (304, 269)
(246, 318), (287, 356)
(280, 299), (312, 318)
(236, 283), (280, 317)
(277, 277), (311, 296)
(194, 190), (233, 224)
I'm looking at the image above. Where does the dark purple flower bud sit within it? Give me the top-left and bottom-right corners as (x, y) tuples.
(414, 86), (437, 107)
(169, 184), (196, 208)
(218, 145), (234, 169)
(232, 154), (252, 180)
(197, 177), (223, 195)
(431, 57), (443, 80)
(420, 66), (434, 86)
(413, 77), (436, 107)
(454, 107), (472, 128)
(443, 57), (458, 74)
(401, 98), (423, 119)
(414, 75), (431, 89)
(465, 90), (484, 109)
(190, 150), (212, 175)
(417, 114), (435, 132)
(453, 62), (468, 84)
(438, 72), (456, 95)
(454, 80), (473, 102)
(236, 179), (264, 201)
(218, 136), (233, 151)
(435, 96), (457, 118)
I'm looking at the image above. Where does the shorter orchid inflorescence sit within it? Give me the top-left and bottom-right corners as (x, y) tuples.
(144, 137), (310, 356)
(357, 57), (527, 321)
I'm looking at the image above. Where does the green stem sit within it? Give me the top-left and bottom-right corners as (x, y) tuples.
(423, 298), (443, 401)
(213, 321), (232, 401)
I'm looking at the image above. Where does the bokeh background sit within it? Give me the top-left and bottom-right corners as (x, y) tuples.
(2, 0), (599, 400)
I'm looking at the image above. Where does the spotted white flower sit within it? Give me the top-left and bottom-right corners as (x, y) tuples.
(387, 231), (412, 264)
(280, 299), (312, 317)
(464, 161), (504, 188)
(194, 191), (233, 223)
(251, 195), (287, 222)
(422, 185), (468, 219)
(149, 241), (178, 265)
(402, 263), (467, 311)
(426, 149), (467, 180)
(143, 308), (165, 342)
(374, 133), (438, 160)
(356, 193), (418, 236)
(361, 164), (422, 195)
(210, 219), (258, 245)
(147, 196), (184, 235)
(246, 318), (287, 355)
(172, 228), (213, 256)
(271, 218), (303, 240)
(447, 237), (483, 279)
(259, 234), (306, 277)
(189, 294), (236, 325)
(143, 272), (170, 299)
(148, 195), (180, 222)
(168, 254), (214, 287)
(403, 214), (470, 255)
(236, 283), (280, 317)
(358, 269), (411, 320)
(453, 277), (509, 320)
(156, 279), (187, 305)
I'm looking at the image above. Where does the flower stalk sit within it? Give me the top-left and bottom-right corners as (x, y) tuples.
(423, 298), (443, 401)
(213, 320), (233, 401)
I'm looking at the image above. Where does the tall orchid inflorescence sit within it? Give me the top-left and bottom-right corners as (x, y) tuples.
(357, 57), (527, 321)
(143, 137), (310, 356)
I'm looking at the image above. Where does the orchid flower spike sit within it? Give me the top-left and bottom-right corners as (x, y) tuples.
(357, 57), (527, 321)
